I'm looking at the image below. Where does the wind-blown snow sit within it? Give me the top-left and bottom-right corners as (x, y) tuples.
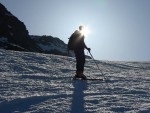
(0, 49), (150, 113)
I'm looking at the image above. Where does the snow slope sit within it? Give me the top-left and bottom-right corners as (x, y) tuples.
(0, 49), (150, 113)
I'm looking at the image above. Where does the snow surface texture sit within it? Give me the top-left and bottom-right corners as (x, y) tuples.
(0, 49), (150, 113)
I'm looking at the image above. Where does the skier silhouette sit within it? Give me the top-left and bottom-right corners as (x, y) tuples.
(68, 26), (90, 79)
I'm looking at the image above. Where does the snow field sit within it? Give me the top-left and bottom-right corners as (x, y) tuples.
(0, 49), (150, 113)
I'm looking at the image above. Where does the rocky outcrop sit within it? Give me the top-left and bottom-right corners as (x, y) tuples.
(0, 3), (40, 52)
(0, 3), (77, 57)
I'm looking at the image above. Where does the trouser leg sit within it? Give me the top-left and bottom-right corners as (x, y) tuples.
(74, 50), (85, 74)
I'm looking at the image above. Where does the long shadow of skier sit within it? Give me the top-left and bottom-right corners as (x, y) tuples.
(70, 81), (88, 113)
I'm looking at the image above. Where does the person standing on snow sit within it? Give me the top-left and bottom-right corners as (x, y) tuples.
(68, 26), (91, 79)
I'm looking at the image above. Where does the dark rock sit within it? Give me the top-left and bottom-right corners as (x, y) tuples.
(0, 3), (40, 52)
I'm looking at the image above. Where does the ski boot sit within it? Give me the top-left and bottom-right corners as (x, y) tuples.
(74, 72), (87, 80)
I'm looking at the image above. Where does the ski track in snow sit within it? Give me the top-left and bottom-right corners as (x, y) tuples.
(0, 49), (150, 113)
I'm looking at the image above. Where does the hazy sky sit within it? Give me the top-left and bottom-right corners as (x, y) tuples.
(1, 0), (150, 61)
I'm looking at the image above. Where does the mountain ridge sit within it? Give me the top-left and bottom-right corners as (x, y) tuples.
(0, 3), (70, 56)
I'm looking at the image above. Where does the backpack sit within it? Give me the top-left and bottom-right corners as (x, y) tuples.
(67, 30), (79, 50)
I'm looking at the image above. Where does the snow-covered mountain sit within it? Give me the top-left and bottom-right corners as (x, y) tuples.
(0, 49), (150, 113)
(31, 35), (69, 56)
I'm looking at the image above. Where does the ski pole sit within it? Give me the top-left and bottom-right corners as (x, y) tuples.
(89, 51), (104, 76)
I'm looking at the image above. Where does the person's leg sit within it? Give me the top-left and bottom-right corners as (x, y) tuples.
(74, 49), (86, 79)
(79, 50), (85, 73)
(74, 50), (80, 74)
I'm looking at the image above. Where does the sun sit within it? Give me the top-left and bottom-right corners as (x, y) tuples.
(80, 26), (90, 36)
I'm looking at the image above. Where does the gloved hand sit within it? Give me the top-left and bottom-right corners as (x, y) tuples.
(87, 48), (91, 52)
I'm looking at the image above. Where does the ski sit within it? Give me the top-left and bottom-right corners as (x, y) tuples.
(73, 77), (104, 81)
(86, 78), (103, 81)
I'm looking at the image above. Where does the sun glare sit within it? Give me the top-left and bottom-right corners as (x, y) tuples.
(80, 26), (90, 36)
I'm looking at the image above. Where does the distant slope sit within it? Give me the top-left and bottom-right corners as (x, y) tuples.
(31, 35), (69, 56)
(0, 49), (150, 113)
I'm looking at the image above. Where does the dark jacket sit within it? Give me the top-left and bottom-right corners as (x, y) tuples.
(73, 30), (86, 50)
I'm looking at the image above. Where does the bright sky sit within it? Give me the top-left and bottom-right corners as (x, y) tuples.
(1, 0), (150, 61)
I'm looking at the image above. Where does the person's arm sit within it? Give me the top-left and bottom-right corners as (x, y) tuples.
(83, 36), (91, 52)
